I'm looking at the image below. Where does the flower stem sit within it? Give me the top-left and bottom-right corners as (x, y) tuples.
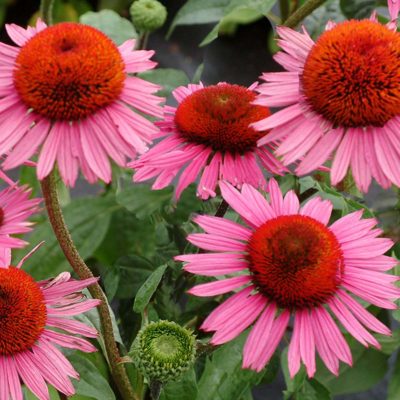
(39, 0), (55, 25)
(280, 0), (290, 22)
(283, 0), (327, 28)
(215, 199), (229, 218)
(40, 172), (138, 400)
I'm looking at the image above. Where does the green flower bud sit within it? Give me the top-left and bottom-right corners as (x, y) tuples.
(130, 0), (167, 33)
(130, 320), (196, 383)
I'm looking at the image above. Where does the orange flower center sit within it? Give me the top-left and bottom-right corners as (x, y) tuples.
(302, 20), (400, 128)
(14, 23), (125, 121)
(0, 267), (47, 355)
(247, 215), (343, 309)
(174, 84), (271, 153)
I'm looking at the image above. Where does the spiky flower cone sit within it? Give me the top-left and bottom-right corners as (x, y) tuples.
(131, 320), (196, 383)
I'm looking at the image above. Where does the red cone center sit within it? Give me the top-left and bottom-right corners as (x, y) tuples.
(14, 22), (125, 121)
(174, 84), (271, 153)
(247, 215), (343, 309)
(302, 20), (400, 128)
(0, 267), (47, 355)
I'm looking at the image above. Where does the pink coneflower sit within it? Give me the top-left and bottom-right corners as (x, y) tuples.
(252, 12), (400, 192)
(0, 20), (163, 186)
(0, 262), (100, 399)
(176, 180), (399, 376)
(130, 83), (286, 200)
(0, 184), (40, 262)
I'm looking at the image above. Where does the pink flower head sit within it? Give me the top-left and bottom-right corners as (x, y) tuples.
(252, 15), (400, 192)
(176, 179), (399, 377)
(0, 20), (163, 186)
(0, 184), (41, 264)
(130, 82), (286, 200)
(0, 262), (100, 399)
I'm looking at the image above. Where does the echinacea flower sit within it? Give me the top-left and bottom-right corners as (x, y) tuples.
(252, 11), (400, 192)
(0, 184), (40, 262)
(130, 83), (286, 200)
(0, 20), (163, 186)
(0, 262), (100, 400)
(176, 180), (399, 376)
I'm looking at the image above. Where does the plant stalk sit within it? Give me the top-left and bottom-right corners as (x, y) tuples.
(39, 0), (55, 25)
(283, 0), (328, 28)
(214, 199), (229, 218)
(279, 0), (290, 22)
(40, 172), (138, 400)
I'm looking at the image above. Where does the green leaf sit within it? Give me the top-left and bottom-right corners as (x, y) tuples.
(24, 386), (60, 399)
(169, 0), (275, 45)
(69, 354), (116, 400)
(103, 264), (120, 301)
(297, 380), (331, 400)
(159, 368), (198, 400)
(95, 209), (157, 265)
(168, 0), (229, 36)
(19, 165), (41, 198)
(200, 24), (220, 46)
(281, 347), (307, 398)
(192, 63), (204, 83)
(138, 68), (190, 98)
(282, 348), (331, 399)
(304, 0), (345, 37)
(109, 255), (155, 300)
(117, 183), (173, 219)
(133, 263), (169, 313)
(388, 352), (400, 400)
(80, 10), (137, 45)
(340, 0), (385, 19)
(378, 328), (400, 355)
(315, 338), (389, 395)
(197, 332), (267, 400)
(15, 196), (116, 280)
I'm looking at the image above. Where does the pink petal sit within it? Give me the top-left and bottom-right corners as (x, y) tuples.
(243, 303), (277, 369)
(188, 275), (251, 297)
(300, 197), (333, 225)
(210, 293), (266, 345)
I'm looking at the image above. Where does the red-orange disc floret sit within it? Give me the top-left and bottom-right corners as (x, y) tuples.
(14, 22), (125, 121)
(174, 84), (271, 154)
(247, 215), (344, 309)
(301, 20), (400, 128)
(0, 267), (47, 355)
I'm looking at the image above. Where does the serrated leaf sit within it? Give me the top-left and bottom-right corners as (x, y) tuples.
(95, 208), (157, 265)
(139, 68), (190, 98)
(133, 263), (168, 313)
(304, 0), (345, 37)
(69, 354), (116, 400)
(80, 10), (137, 45)
(340, 0), (385, 19)
(315, 338), (389, 395)
(159, 368), (198, 400)
(168, 0), (229, 36)
(15, 196), (116, 280)
(109, 255), (155, 300)
(116, 183), (173, 219)
(197, 332), (267, 400)
(169, 0), (275, 45)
